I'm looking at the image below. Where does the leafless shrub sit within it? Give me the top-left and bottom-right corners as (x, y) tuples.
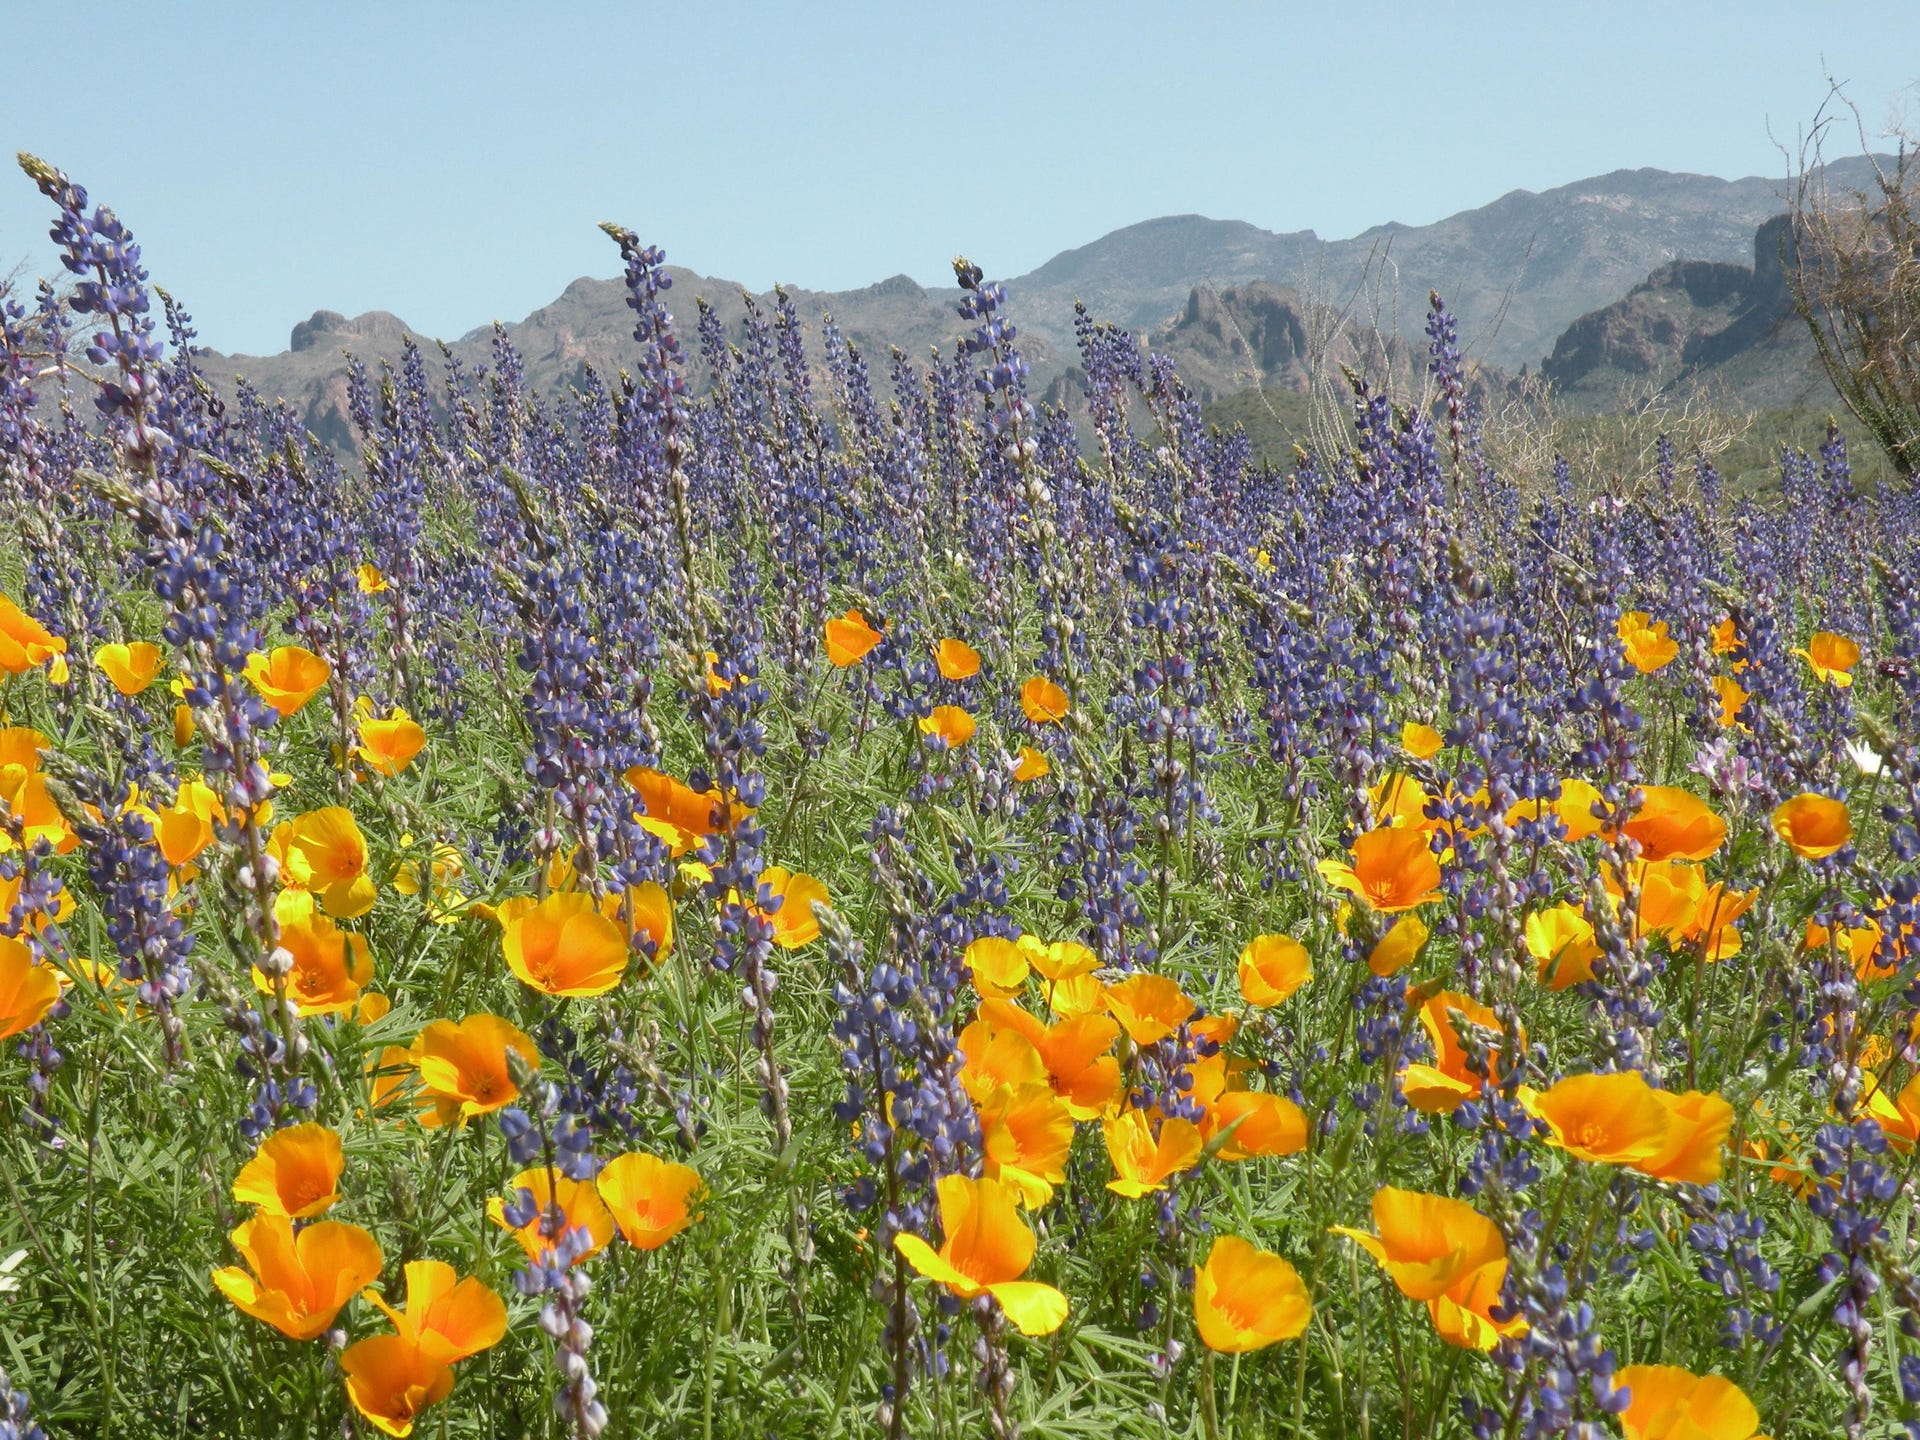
(1791, 84), (1920, 476)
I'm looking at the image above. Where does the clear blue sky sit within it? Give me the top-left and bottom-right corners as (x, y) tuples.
(3, 1), (1914, 355)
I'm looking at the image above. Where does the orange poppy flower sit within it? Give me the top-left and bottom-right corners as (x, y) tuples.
(1103, 973), (1194, 1045)
(391, 840), (470, 925)
(1038, 1018), (1123, 1117)
(357, 708), (426, 776)
(1189, 1044), (1250, 1112)
(502, 892), (628, 998)
(1636, 1090), (1734, 1185)
(624, 766), (741, 845)
(1367, 914), (1430, 976)
(1019, 676), (1071, 724)
(1205, 1091), (1309, 1161)
(978, 1083), (1076, 1207)
(1024, 937), (1100, 984)
(1524, 904), (1601, 989)
(1502, 777), (1605, 842)
(1193, 1007), (1238, 1044)
(1238, 934), (1311, 1007)
(1613, 1365), (1761, 1440)
(362, 1259), (507, 1365)
(918, 705), (976, 749)
(1371, 773), (1436, 830)
(231, 1122), (344, 1218)
(1862, 1071), (1920, 1149)
(1426, 1260), (1527, 1350)
(1192, 1009), (1240, 1047)
(1807, 918), (1894, 983)
(1041, 971), (1104, 1018)
(755, 866), (830, 948)
(244, 645), (331, 717)
(256, 891), (374, 1017)
(1616, 859), (1705, 943)
(1689, 880), (1753, 962)
(0, 595), (66, 675)
(355, 562), (390, 594)
(1523, 1071), (1670, 1166)
(140, 776), (224, 869)
(1400, 722), (1444, 760)
(340, 1335), (456, 1438)
(0, 765), (76, 856)
(894, 1174), (1068, 1336)
(282, 806), (377, 917)
(0, 867), (70, 933)
(1771, 793), (1850, 860)
(599, 881), (674, 963)
(1198, 1015), (1238, 1049)
(965, 937), (1031, 1000)
(934, 637), (981, 680)
(368, 1043), (421, 1117)
(698, 649), (736, 697)
(596, 1151), (705, 1250)
(1103, 1108), (1203, 1197)
(1400, 991), (1513, 1114)
(411, 1013), (539, 1127)
(488, 1167), (616, 1262)
(1331, 1187), (1523, 1350)
(973, 1000), (1121, 1119)
(1193, 1235), (1312, 1352)
(959, 1017), (1050, 1104)
(1742, 1100), (1819, 1196)
(1621, 786), (1726, 862)
(1012, 745), (1050, 782)
(1332, 1186), (1504, 1299)
(0, 936), (61, 1041)
(1794, 631), (1859, 687)
(210, 1212), (383, 1340)
(824, 609), (883, 666)
(1317, 827), (1444, 913)
(1632, 865), (1709, 938)
(1710, 617), (1741, 658)
(93, 641), (162, 696)
(1617, 611), (1678, 673)
(0, 728), (45, 773)
(1711, 675), (1749, 728)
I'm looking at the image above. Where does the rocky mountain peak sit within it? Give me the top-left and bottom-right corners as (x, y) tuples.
(287, 308), (414, 354)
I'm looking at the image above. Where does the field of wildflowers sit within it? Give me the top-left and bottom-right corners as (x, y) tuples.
(1, 151), (1917, 1440)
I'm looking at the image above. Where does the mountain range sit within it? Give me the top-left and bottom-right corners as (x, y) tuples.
(193, 157), (1887, 445)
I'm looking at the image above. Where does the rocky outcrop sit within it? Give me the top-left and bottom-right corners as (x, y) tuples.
(288, 309), (414, 354)
(1147, 281), (1426, 405)
(1541, 263), (1749, 380)
(1172, 284), (1312, 376)
(1539, 213), (1829, 410)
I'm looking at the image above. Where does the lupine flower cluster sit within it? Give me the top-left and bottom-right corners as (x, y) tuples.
(5, 154), (1920, 1440)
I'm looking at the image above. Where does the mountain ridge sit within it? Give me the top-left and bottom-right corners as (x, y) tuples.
(193, 157), (1887, 442)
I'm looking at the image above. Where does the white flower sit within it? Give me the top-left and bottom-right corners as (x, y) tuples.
(1846, 738), (1884, 777)
(0, 1248), (27, 1295)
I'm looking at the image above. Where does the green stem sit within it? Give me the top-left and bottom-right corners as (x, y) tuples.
(84, 1057), (115, 1437)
